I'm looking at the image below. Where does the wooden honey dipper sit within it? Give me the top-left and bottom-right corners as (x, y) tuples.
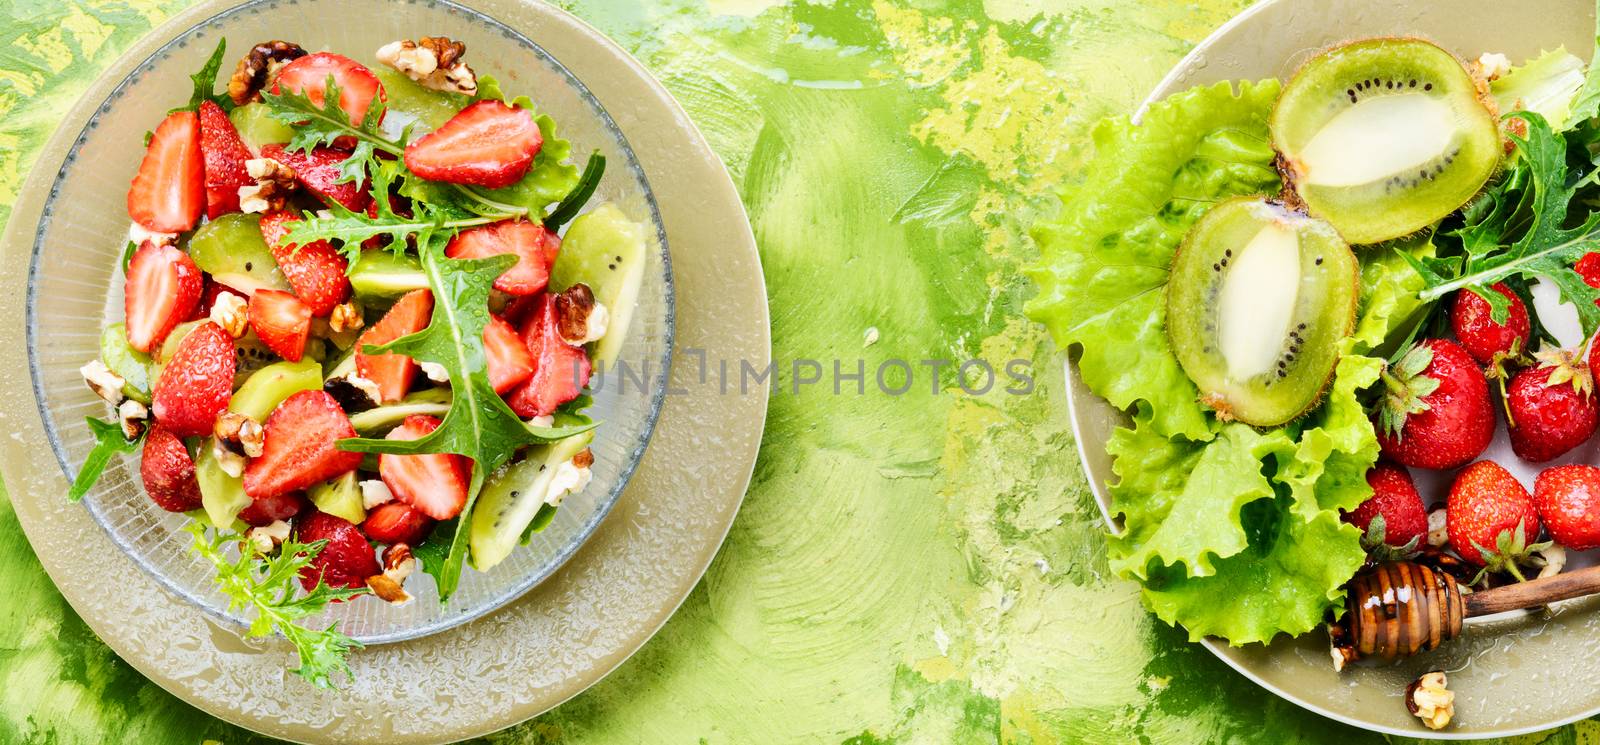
(1337, 561), (1600, 662)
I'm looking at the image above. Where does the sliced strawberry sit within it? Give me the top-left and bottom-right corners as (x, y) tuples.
(378, 415), (470, 520)
(140, 424), (203, 512)
(295, 509), (380, 591)
(445, 219), (561, 296)
(243, 390), (364, 499)
(362, 501), (434, 545)
(152, 322), (236, 438)
(127, 110), (204, 232)
(198, 100), (253, 218)
(260, 144), (371, 212)
(239, 490), (309, 527)
(356, 289), (433, 403)
(258, 210), (352, 316)
(485, 314), (534, 394)
(248, 289), (313, 362)
(508, 293), (590, 418)
(124, 241), (203, 353)
(272, 52), (385, 128)
(403, 100), (541, 188)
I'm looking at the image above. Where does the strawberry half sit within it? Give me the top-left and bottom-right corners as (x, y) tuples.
(239, 490), (309, 527)
(362, 501), (433, 546)
(378, 415), (470, 520)
(127, 110), (205, 233)
(243, 390), (364, 499)
(198, 100), (253, 218)
(260, 144), (371, 212)
(508, 293), (590, 418)
(403, 100), (541, 188)
(295, 509), (381, 591)
(485, 314), (534, 394)
(151, 322), (236, 438)
(124, 241), (203, 353)
(444, 219), (561, 296)
(272, 52), (385, 129)
(140, 424), (203, 513)
(356, 289), (433, 403)
(249, 289), (313, 362)
(259, 210), (352, 316)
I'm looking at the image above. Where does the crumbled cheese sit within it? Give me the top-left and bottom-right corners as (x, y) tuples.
(247, 519), (292, 555)
(127, 222), (177, 247)
(527, 415), (555, 428)
(574, 301), (610, 345)
(419, 360), (449, 383)
(360, 479), (395, 510)
(1477, 52), (1513, 80)
(543, 457), (592, 507)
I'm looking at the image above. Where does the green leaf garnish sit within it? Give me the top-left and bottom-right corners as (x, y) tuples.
(68, 417), (143, 502)
(184, 522), (368, 689)
(120, 240), (138, 272)
(176, 38), (231, 113)
(543, 151), (606, 231)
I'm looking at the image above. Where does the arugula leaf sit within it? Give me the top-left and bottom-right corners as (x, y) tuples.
(120, 240), (138, 272)
(1414, 113), (1600, 336)
(184, 522), (367, 688)
(543, 152), (606, 232)
(1023, 79), (1282, 441)
(176, 38), (231, 113)
(260, 77), (397, 159)
(336, 241), (598, 598)
(412, 518), (455, 578)
(68, 417), (143, 502)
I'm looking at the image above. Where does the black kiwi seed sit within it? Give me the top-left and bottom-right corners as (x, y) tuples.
(1424, 83), (1432, 91)
(244, 261), (253, 271)
(1315, 257), (1323, 265)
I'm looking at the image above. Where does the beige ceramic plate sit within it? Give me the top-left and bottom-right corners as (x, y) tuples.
(1068, 0), (1600, 738)
(0, 1), (768, 742)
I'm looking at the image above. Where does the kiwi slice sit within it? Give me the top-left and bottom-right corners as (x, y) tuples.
(1167, 198), (1358, 426)
(188, 213), (291, 295)
(550, 203), (648, 366)
(1271, 38), (1501, 245)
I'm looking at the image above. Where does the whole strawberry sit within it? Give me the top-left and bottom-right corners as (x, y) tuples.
(1342, 463), (1428, 558)
(1373, 339), (1494, 470)
(1533, 465), (1600, 550)
(1447, 460), (1544, 579)
(1506, 349), (1598, 463)
(295, 510), (380, 591)
(1450, 282), (1530, 366)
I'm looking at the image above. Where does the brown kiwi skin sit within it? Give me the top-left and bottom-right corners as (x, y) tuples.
(1269, 36), (1504, 247)
(1167, 197), (1360, 428)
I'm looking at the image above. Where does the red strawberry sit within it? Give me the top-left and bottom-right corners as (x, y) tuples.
(260, 144), (371, 212)
(243, 390), (364, 499)
(508, 293), (590, 418)
(258, 210), (352, 316)
(272, 52), (385, 128)
(1576, 252), (1600, 305)
(444, 220), (561, 296)
(1450, 282), (1530, 366)
(1343, 463), (1428, 555)
(403, 100), (542, 188)
(248, 289), (313, 362)
(1533, 464), (1600, 550)
(140, 424), (203, 512)
(127, 110), (204, 233)
(356, 289), (433, 403)
(378, 415), (470, 520)
(1447, 460), (1543, 577)
(151, 322), (235, 438)
(239, 490), (309, 527)
(124, 241), (203, 353)
(1506, 349), (1599, 463)
(197, 100), (253, 218)
(485, 314), (534, 394)
(295, 509), (380, 591)
(362, 501), (433, 545)
(1373, 339), (1494, 471)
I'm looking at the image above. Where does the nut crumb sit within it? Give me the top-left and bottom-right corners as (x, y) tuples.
(329, 300), (364, 334)
(246, 519), (291, 555)
(367, 543), (417, 605)
(1406, 671), (1455, 730)
(376, 37), (477, 95)
(117, 399), (148, 440)
(81, 360), (126, 405)
(229, 40), (306, 105)
(360, 479), (395, 510)
(554, 283), (609, 345)
(209, 292), (250, 338)
(214, 411), (265, 458)
(1427, 507), (1449, 547)
(239, 157), (296, 213)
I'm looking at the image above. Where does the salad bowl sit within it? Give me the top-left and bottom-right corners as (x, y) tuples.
(1064, 0), (1600, 737)
(25, 0), (672, 645)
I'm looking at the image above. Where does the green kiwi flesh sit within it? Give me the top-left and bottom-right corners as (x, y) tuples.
(1272, 38), (1500, 245)
(1167, 198), (1358, 426)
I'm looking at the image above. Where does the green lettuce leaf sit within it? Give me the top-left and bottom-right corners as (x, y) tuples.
(1494, 48), (1587, 131)
(1024, 79), (1282, 441)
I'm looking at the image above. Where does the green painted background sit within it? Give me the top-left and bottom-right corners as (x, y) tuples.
(1, 1), (1595, 743)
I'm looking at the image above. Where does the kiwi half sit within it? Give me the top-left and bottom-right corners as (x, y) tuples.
(1271, 38), (1500, 245)
(1167, 198), (1358, 426)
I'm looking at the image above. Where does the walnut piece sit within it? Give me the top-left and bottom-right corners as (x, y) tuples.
(367, 543), (416, 605)
(360, 479), (395, 510)
(329, 300), (364, 334)
(229, 40), (307, 105)
(214, 411), (265, 458)
(1534, 544), (1567, 580)
(1426, 507), (1448, 547)
(209, 292), (250, 339)
(1406, 671), (1455, 730)
(376, 37), (477, 95)
(117, 399), (149, 440)
(246, 520), (292, 556)
(238, 157), (297, 214)
(554, 283), (610, 346)
(81, 360), (126, 405)
(211, 438), (247, 479)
